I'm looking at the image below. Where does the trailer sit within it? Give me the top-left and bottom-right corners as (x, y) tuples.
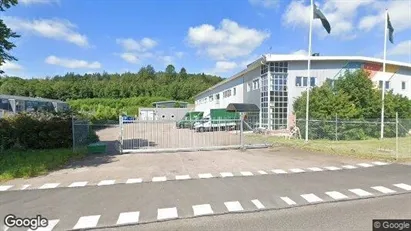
(193, 108), (240, 132)
(176, 111), (204, 129)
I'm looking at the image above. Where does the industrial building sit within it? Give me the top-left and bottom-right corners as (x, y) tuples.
(194, 54), (411, 130)
(139, 101), (190, 121)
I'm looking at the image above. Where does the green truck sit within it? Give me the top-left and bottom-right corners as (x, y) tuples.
(193, 108), (240, 132)
(176, 111), (204, 129)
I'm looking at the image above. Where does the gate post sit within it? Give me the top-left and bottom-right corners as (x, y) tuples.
(119, 115), (124, 154)
(240, 112), (245, 151)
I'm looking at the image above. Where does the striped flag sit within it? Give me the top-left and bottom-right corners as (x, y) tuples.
(313, 4), (331, 34)
(387, 12), (394, 44)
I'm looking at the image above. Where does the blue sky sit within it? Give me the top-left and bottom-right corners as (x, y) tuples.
(0, 0), (410, 79)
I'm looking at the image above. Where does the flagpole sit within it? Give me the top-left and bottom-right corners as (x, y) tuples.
(305, 0), (314, 142)
(380, 9), (388, 140)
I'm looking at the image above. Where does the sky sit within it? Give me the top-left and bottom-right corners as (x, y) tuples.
(0, 0), (410, 79)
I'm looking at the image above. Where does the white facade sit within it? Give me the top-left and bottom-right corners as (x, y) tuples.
(195, 54), (411, 130)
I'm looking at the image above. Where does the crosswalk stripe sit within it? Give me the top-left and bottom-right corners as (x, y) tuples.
(307, 167), (323, 172)
(393, 183), (411, 191)
(271, 169), (287, 174)
(29, 219), (60, 231)
(342, 165), (357, 169)
(220, 172), (234, 177)
(73, 215), (100, 229)
(21, 184), (30, 190)
(290, 168), (305, 173)
(157, 207), (178, 220)
(39, 183), (60, 189)
(325, 191), (349, 200)
(301, 193), (323, 203)
(69, 181), (88, 188)
(192, 204), (214, 216)
(126, 178), (143, 184)
(371, 186), (396, 194)
(358, 163), (373, 168)
(349, 188), (373, 197)
(116, 211), (140, 225)
(324, 166), (341, 171)
(240, 171), (253, 176)
(175, 175), (190, 180)
(281, 197), (297, 205)
(97, 180), (115, 186)
(198, 173), (213, 179)
(251, 199), (265, 209)
(224, 201), (244, 212)
(152, 177), (167, 182)
(372, 161), (389, 166)
(0, 185), (13, 191)
(258, 170), (268, 175)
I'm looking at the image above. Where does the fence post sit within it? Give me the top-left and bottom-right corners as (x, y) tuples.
(240, 112), (244, 150)
(119, 115), (123, 154)
(335, 114), (338, 141)
(72, 116), (75, 153)
(396, 112), (399, 160)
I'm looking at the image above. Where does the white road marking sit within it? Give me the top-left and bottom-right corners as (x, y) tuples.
(198, 173), (213, 179)
(97, 180), (115, 186)
(358, 163), (373, 168)
(220, 172), (234, 177)
(157, 207), (178, 220)
(349, 189), (373, 197)
(342, 165), (357, 169)
(0, 185), (13, 191)
(29, 219), (59, 231)
(192, 204), (214, 216)
(3, 225), (9, 231)
(324, 166), (341, 171)
(73, 215), (101, 229)
(301, 193), (323, 203)
(290, 168), (305, 173)
(307, 167), (323, 172)
(372, 161), (389, 166)
(152, 177), (167, 182)
(371, 186), (396, 194)
(21, 184), (30, 190)
(271, 169), (287, 174)
(39, 183), (60, 189)
(69, 181), (88, 188)
(240, 171), (253, 176)
(116, 211), (140, 225)
(126, 178), (143, 184)
(251, 199), (265, 209)
(281, 197), (297, 205)
(258, 170), (268, 175)
(175, 175), (191, 180)
(224, 201), (244, 212)
(325, 191), (349, 200)
(393, 183), (411, 191)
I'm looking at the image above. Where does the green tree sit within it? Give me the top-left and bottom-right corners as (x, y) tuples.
(0, 0), (19, 74)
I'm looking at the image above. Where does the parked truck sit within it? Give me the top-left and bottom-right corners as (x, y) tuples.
(193, 109), (240, 132)
(176, 111), (204, 129)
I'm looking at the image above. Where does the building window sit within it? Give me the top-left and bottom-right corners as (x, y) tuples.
(253, 79), (259, 90)
(209, 95), (213, 101)
(223, 89), (232, 98)
(296, 77), (302, 87)
(310, 77), (317, 87)
(379, 80), (390, 89)
(247, 82), (251, 92)
(402, 81), (406, 90)
(233, 87), (236, 96)
(296, 76), (316, 87)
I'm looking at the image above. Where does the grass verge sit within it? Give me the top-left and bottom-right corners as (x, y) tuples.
(0, 148), (86, 182)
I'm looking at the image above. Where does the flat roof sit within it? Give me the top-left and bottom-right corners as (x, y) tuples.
(195, 54), (411, 98)
(0, 94), (66, 103)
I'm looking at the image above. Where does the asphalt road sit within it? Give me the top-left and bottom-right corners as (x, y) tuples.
(1, 164), (411, 230)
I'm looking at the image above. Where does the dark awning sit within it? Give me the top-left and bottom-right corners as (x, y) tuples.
(226, 103), (259, 112)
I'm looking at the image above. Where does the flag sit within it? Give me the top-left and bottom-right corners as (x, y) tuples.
(313, 4), (331, 34)
(387, 12), (394, 44)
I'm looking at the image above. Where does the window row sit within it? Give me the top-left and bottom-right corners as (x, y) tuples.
(261, 62), (289, 75)
(247, 78), (260, 92)
(378, 80), (408, 90)
(295, 76), (317, 87)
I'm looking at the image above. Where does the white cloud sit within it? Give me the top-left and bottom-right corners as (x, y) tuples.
(175, 51), (184, 58)
(291, 49), (308, 55)
(20, 0), (59, 5)
(208, 61), (239, 75)
(249, 0), (279, 8)
(158, 56), (174, 65)
(45, 56), (101, 69)
(187, 19), (270, 60)
(2, 17), (88, 47)
(120, 53), (139, 64)
(1, 61), (23, 71)
(116, 37), (158, 52)
(388, 40), (411, 56)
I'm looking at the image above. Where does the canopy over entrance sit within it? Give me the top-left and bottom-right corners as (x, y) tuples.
(226, 103), (259, 113)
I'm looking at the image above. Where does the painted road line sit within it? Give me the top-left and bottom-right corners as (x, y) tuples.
(371, 186), (396, 194)
(224, 201), (244, 212)
(325, 191), (349, 200)
(198, 173), (213, 179)
(290, 168), (305, 173)
(69, 181), (88, 188)
(21, 184), (30, 190)
(0, 185), (13, 191)
(280, 197), (297, 205)
(372, 161), (389, 166)
(116, 211), (140, 225)
(29, 219), (60, 231)
(73, 215), (101, 229)
(349, 189), (373, 197)
(152, 177), (167, 182)
(358, 163), (373, 168)
(157, 207), (178, 220)
(271, 169), (287, 174)
(307, 167), (323, 172)
(393, 183), (411, 191)
(220, 172), (234, 177)
(39, 183), (60, 189)
(175, 175), (191, 180)
(258, 170), (268, 175)
(251, 199), (265, 209)
(301, 193), (324, 203)
(324, 166), (341, 171)
(126, 178), (143, 184)
(240, 171), (254, 176)
(3, 225), (9, 231)
(97, 180), (115, 186)
(342, 165), (357, 169)
(192, 204), (214, 216)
